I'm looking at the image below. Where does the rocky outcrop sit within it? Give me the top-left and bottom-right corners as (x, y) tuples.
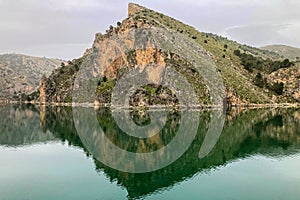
(37, 3), (299, 106)
(128, 3), (145, 16)
(226, 88), (245, 107)
(267, 63), (300, 101)
(39, 75), (47, 103)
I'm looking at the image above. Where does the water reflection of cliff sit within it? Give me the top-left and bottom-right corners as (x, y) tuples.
(1, 105), (300, 199)
(0, 105), (56, 146)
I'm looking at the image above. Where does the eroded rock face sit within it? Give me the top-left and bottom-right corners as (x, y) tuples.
(38, 3), (297, 106)
(267, 64), (300, 101)
(39, 75), (47, 103)
(128, 3), (145, 16)
(226, 88), (245, 107)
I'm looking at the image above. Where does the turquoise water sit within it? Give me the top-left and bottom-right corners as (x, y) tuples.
(0, 105), (300, 199)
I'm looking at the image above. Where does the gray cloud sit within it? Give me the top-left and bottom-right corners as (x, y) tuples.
(224, 23), (291, 46)
(0, 0), (299, 59)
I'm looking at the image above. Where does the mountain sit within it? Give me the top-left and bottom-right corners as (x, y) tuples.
(0, 53), (63, 100)
(37, 3), (299, 106)
(261, 45), (300, 61)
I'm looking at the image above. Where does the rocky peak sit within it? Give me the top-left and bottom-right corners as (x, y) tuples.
(128, 3), (145, 16)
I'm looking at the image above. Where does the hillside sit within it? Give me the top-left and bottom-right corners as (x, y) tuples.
(0, 53), (63, 100)
(261, 45), (300, 61)
(37, 3), (299, 106)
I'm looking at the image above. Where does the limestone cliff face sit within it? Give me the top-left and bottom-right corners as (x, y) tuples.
(128, 3), (145, 16)
(39, 75), (47, 103)
(226, 88), (245, 107)
(38, 3), (298, 106)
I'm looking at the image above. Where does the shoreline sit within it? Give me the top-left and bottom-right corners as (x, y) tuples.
(1, 101), (300, 110)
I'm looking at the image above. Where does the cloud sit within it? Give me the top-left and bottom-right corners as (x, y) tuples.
(0, 0), (300, 59)
(224, 23), (289, 46)
(49, 0), (101, 9)
(0, 0), (127, 59)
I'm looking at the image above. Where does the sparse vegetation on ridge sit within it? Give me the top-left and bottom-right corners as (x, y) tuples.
(35, 3), (300, 106)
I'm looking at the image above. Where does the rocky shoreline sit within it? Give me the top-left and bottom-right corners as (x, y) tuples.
(1, 100), (300, 110)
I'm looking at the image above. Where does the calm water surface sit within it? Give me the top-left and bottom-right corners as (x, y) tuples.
(0, 105), (300, 200)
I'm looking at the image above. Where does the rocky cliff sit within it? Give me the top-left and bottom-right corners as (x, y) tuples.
(38, 3), (299, 107)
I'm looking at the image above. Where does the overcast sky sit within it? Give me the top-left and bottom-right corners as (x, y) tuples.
(1, 0), (299, 60)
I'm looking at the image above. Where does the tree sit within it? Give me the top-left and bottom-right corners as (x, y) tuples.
(234, 49), (241, 56)
(281, 58), (291, 68)
(224, 44), (228, 49)
(254, 73), (264, 88)
(269, 82), (284, 95)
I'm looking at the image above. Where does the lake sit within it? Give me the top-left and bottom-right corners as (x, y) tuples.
(0, 105), (300, 200)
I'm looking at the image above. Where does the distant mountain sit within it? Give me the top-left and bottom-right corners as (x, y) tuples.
(261, 45), (300, 61)
(0, 53), (63, 99)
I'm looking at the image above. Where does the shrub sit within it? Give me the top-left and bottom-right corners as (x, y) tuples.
(254, 73), (264, 88)
(234, 49), (241, 56)
(268, 82), (284, 95)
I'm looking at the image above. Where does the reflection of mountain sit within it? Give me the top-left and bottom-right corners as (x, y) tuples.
(91, 108), (300, 199)
(0, 105), (56, 146)
(1, 105), (300, 199)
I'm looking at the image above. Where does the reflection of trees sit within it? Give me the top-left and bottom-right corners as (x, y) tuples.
(0, 104), (56, 146)
(97, 108), (180, 153)
(2, 105), (300, 199)
(90, 108), (300, 199)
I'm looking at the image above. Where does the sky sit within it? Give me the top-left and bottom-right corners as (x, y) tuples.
(0, 0), (300, 60)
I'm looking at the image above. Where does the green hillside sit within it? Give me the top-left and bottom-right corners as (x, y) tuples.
(261, 44), (300, 61)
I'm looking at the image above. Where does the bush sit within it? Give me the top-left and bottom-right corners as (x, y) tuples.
(234, 49), (241, 56)
(236, 52), (294, 73)
(254, 73), (264, 88)
(268, 82), (284, 95)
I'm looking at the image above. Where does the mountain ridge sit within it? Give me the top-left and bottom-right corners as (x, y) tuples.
(261, 44), (300, 61)
(36, 3), (299, 107)
(0, 53), (63, 101)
